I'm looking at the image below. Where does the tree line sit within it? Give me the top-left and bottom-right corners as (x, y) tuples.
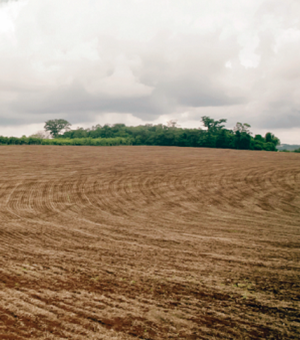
(0, 116), (293, 152)
(41, 117), (281, 151)
(0, 135), (130, 146)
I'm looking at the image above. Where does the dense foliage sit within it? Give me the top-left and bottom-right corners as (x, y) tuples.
(44, 119), (71, 138)
(57, 117), (281, 151)
(0, 117), (286, 151)
(0, 136), (129, 146)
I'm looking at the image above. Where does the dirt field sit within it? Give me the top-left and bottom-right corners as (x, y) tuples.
(0, 146), (299, 339)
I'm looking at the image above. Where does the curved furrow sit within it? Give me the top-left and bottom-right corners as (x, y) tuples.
(1, 146), (300, 339)
(3, 163), (300, 227)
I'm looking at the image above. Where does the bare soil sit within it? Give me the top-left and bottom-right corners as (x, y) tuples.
(0, 146), (299, 339)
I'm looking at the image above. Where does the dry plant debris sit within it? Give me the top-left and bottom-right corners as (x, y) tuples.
(0, 145), (299, 339)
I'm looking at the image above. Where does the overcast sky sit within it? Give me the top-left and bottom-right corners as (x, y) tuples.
(0, 0), (299, 143)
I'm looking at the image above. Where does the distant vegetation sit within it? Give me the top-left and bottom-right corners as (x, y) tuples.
(0, 136), (129, 146)
(0, 116), (296, 152)
(281, 147), (300, 153)
(276, 144), (300, 152)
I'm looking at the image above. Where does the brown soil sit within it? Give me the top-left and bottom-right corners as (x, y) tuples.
(0, 146), (299, 339)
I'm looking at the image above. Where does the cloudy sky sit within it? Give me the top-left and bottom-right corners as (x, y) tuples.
(0, 0), (299, 143)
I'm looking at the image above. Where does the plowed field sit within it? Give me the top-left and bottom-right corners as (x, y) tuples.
(0, 146), (299, 339)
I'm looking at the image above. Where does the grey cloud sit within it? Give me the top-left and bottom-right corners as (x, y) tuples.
(1, 30), (244, 125)
(258, 108), (300, 129)
(157, 76), (244, 107)
(7, 82), (168, 124)
(0, 0), (299, 139)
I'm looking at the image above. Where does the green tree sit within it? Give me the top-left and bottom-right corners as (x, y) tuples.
(234, 130), (251, 149)
(216, 129), (229, 148)
(265, 132), (280, 147)
(201, 116), (227, 133)
(254, 134), (264, 142)
(44, 119), (71, 138)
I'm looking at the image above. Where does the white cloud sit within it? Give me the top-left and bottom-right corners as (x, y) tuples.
(0, 0), (299, 143)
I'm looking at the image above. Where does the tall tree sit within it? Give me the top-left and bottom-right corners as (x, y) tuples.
(201, 116), (227, 132)
(44, 119), (71, 138)
(265, 132), (280, 146)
